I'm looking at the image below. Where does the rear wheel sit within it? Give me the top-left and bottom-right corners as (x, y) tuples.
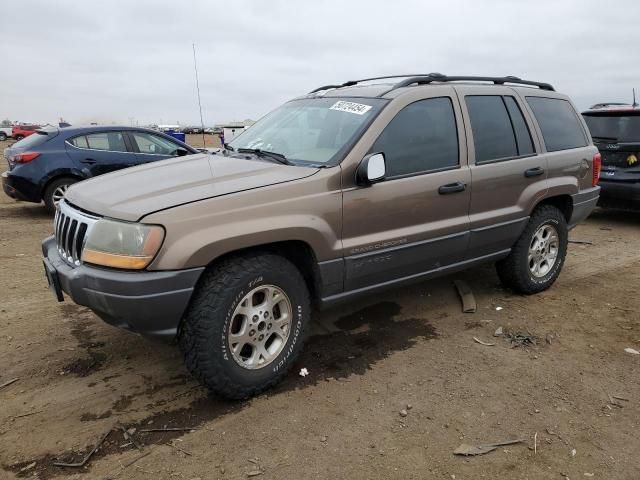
(43, 177), (78, 213)
(496, 205), (568, 294)
(14, 135), (24, 141)
(179, 252), (311, 399)
(0, 132), (6, 141)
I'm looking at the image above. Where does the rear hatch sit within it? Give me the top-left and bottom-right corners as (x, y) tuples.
(583, 109), (640, 181)
(4, 128), (58, 170)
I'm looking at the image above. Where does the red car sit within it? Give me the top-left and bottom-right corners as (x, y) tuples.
(12, 125), (41, 141)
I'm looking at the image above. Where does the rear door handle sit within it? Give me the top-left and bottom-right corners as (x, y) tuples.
(524, 167), (544, 177)
(80, 158), (97, 164)
(438, 181), (466, 194)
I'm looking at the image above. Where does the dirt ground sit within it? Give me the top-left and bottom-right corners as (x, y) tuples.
(1, 136), (639, 480)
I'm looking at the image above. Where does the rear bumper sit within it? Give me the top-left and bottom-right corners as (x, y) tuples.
(569, 186), (600, 229)
(42, 236), (204, 342)
(2, 171), (41, 203)
(598, 180), (640, 207)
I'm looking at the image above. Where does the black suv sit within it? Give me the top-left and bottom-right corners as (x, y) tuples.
(582, 103), (640, 209)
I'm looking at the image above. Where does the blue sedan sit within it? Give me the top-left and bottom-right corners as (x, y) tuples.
(2, 125), (198, 212)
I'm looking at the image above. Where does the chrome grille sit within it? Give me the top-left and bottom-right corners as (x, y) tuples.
(54, 200), (99, 266)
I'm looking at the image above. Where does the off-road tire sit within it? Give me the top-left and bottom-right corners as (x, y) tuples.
(179, 253), (311, 399)
(496, 205), (568, 294)
(43, 177), (78, 214)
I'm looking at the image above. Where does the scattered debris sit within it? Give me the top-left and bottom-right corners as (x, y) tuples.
(584, 473), (594, 477)
(624, 348), (640, 355)
(505, 331), (538, 348)
(247, 470), (263, 477)
(320, 436), (328, 442)
(166, 441), (192, 456)
(612, 394), (630, 402)
(568, 240), (593, 245)
(121, 427), (143, 451)
(473, 337), (495, 347)
(19, 462), (36, 473)
(52, 429), (111, 468)
(494, 327), (503, 337)
(453, 280), (477, 313)
(406, 403), (413, 410)
(453, 438), (524, 456)
(495, 306), (503, 311)
(534, 432), (537, 455)
(299, 368), (309, 377)
(0, 377), (19, 390)
(399, 409), (408, 417)
(571, 448), (577, 457)
(12, 409), (44, 419)
(599, 226), (612, 231)
(139, 427), (196, 433)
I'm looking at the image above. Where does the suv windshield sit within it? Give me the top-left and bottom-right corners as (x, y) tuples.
(228, 97), (387, 165)
(583, 112), (640, 143)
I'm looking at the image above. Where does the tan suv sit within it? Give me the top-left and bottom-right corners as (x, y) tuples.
(42, 74), (601, 399)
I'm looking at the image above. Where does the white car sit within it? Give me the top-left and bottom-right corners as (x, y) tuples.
(0, 127), (12, 141)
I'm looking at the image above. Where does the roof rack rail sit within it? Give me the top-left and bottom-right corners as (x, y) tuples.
(309, 74), (436, 94)
(309, 73), (555, 95)
(385, 74), (554, 93)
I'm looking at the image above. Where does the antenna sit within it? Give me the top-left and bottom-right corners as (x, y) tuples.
(192, 43), (207, 148)
(633, 88), (638, 108)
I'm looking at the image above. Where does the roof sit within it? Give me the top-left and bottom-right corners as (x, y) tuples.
(46, 125), (160, 134)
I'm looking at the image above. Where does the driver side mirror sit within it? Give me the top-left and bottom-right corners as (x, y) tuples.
(356, 152), (386, 186)
(176, 148), (189, 157)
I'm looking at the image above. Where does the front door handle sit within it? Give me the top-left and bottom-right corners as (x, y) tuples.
(524, 167), (544, 177)
(438, 182), (466, 194)
(80, 158), (97, 165)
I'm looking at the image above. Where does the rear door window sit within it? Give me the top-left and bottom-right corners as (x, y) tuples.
(504, 96), (534, 155)
(371, 97), (459, 177)
(465, 96), (518, 163)
(70, 132), (128, 152)
(526, 97), (587, 151)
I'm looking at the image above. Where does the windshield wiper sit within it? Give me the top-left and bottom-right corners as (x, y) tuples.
(237, 148), (293, 165)
(591, 135), (618, 143)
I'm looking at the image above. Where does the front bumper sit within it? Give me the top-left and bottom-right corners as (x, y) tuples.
(2, 171), (40, 203)
(42, 236), (204, 342)
(569, 186), (600, 228)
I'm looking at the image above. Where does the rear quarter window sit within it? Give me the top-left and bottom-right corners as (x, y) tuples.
(526, 97), (587, 152)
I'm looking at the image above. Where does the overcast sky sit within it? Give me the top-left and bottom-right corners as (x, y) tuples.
(2, 0), (639, 126)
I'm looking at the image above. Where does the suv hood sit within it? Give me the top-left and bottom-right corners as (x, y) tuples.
(65, 153), (319, 221)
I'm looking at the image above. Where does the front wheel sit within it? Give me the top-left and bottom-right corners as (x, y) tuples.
(14, 135), (24, 141)
(496, 205), (568, 294)
(179, 253), (311, 399)
(0, 132), (6, 141)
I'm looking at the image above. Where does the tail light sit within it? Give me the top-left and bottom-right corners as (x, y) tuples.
(592, 152), (601, 187)
(13, 152), (40, 163)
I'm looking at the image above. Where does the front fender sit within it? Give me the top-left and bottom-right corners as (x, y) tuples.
(142, 169), (343, 270)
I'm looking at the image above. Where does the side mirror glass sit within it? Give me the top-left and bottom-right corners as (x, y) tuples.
(356, 152), (386, 186)
(176, 147), (189, 157)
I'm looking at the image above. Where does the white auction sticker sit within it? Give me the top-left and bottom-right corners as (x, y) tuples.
(329, 100), (372, 115)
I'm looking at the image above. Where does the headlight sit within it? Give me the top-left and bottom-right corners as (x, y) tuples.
(81, 219), (165, 270)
